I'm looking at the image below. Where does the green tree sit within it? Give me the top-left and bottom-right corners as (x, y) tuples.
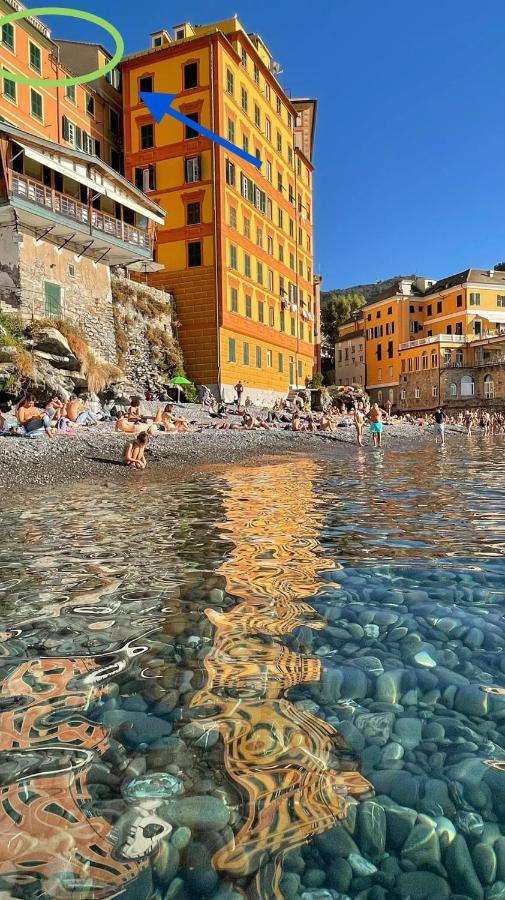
(321, 292), (366, 346)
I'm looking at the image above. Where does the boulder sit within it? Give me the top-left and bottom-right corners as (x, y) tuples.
(31, 327), (74, 359)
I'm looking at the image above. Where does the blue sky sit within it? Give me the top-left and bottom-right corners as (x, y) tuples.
(42, 0), (505, 289)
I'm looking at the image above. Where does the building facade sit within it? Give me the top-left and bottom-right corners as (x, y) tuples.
(334, 315), (366, 387)
(0, 0), (122, 169)
(122, 17), (317, 401)
(0, 122), (164, 359)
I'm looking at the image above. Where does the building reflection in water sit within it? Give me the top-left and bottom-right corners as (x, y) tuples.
(191, 459), (372, 896)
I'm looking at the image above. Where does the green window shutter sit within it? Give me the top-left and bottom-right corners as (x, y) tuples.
(62, 116), (69, 141)
(44, 282), (62, 318)
(75, 126), (82, 150)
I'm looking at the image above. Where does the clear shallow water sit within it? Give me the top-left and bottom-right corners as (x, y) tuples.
(0, 440), (505, 899)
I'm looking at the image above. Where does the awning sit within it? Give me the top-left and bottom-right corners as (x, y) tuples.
(19, 142), (165, 226)
(475, 310), (505, 324)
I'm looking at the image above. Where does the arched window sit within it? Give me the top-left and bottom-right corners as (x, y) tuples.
(377, 390), (383, 402)
(450, 382), (457, 397)
(421, 353), (428, 370)
(484, 375), (495, 399)
(461, 375), (474, 397)
(388, 388), (394, 403)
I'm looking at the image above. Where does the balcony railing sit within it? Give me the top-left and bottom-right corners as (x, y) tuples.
(473, 354), (505, 367)
(12, 173), (151, 250)
(399, 334), (467, 350)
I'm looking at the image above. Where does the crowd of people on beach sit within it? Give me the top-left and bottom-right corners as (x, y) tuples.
(1, 379), (504, 471)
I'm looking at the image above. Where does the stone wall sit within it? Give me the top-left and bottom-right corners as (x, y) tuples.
(398, 370), (440, 412)
(0, 230), (118, 363)
(397, 365), (505, 412)
(111, 275), (180, 392)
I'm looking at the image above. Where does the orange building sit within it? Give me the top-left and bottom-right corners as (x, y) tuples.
(122, 17), (317, 402)
(0, 0), (122, 169)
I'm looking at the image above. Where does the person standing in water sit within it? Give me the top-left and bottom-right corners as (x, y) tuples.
(369, 402), (385, 448)
(434, 407), (446, 446)
(353, 402), (365, 447)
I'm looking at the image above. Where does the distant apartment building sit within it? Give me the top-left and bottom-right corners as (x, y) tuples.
(334, 314), (366, 386)
(337, 269), (505, 411)
(0, 122), (164, 358)
(122, 17), (317, 401)
(0, 0), (122, 169)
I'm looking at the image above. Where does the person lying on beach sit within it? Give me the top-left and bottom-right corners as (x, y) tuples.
(16, 396), (56, 437)
(241, 412), (273, 430)
(115, 414), (157, 436)
(123, 431), (149, 470)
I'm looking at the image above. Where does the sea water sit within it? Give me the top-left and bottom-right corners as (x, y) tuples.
(0, 438), (504, 899)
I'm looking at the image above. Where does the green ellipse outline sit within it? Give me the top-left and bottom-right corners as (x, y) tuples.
(0, 7), (124, 88)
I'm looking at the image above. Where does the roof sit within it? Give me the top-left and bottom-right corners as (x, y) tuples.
(424, 268), (505, 295)
(54, 39), (113, 60)
(1, 122), (164, 218)
(362, 278), (423, 307)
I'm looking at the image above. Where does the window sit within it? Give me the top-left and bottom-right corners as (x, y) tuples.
(457, 294), (463, 307)
(415, 356), (419, 370)
(300, 322), (305, 341)
(461, 375), (474, 397)
(29, 42), (41, 73)
(470, 292), (481, 306)
(450, 382), (457, 397)
(184, 62), (198, 90)
(86, 94), (95, 117)
(225, 159), (235, 186)
(229, 206), (237, 228)
(226, 69), (234, 95)
(253, 63), (260, 85)
(446, 325), (452, 335)
(241, 88), (248, 113)
(254, 104), (261, 128)
(388, 341), (394, 359)
(258, 301), (264, 323)
(268, 269), (274, 291)
(185, 156), (201, 183)
(265, 118), (271, 141)
(68, 264), (75, 277)
(110, 108), (120, 135)
(278, 208), (284, 229)
(139, 75), (153, 95)
(265, 82), (271, 101)
(290, 317), (295, 336)
(243, 342), (250, 365)
(242, 135), (249, 154)
(265, 349), (272, 368)
(297, 360), (303, 379)
(135, 165), (155, 191)
(188, 241), (202, 267)
(455, 322), (463, 335)
(421, 353), (428, 370)
(376, 344), (382, 361)
(44, 281), (62, 318)
(498, 295), (505, 307)
(94, 139), (101, 157)
(484, 375), (495, 399)
(289, 252), (295, 270)
(276, 96), (281, 115)
(244, 217), (251, 239)
(415, 388), (420, 399)
(228, 338), (236, 362)
(288, 146), (293, 165)
(256, 227), (263, 248)
(431, 352), (438, 368)
(400, 389), (406, 401)
(266, 160), (272, 182)
(187, 201), (201, 225)
(245, 295), (252, 318)
(30, 89), (43, 121)
(427, 304), (432, 316)
(278, 244), (284, 263)
(256, 346), (262, 368)
(2, 23), (14, 51)
(437, 301), (442, 313)
(257, 261), (263, 285)
(280, 311), (285, 332)
(244, 254), (251, 277)
(267, 236), (274, 255)
(227, 118), (235, 144)
(277, 131), (282, 153)
(432, 386), (438, 398)
(230, 245), (237, 270)
(140, 123), (154, 149)
(269, 307), (275, 328)
(66, 84), (76, 104)
(185, 112), (199, 140)
(230, 287), (238, 312)
(3, 75), (16, 103)
(241, 48), (247, 68)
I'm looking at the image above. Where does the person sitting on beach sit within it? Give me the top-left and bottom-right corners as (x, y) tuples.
(65, 395), (99, 427)
(123, 430), (149, 470)
(127, 397), (144, 423)
(16, 396), (56, 438)
(291, 412), (305, 432)
(319, 412), (335, 433)
(154, 403), (192, 433)
(45, 395), (64, 423)
(368, 402), (385, 448)
(115, 414), (157, 436)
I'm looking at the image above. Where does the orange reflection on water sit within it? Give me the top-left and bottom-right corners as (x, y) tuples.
(191, 460), (372, 896)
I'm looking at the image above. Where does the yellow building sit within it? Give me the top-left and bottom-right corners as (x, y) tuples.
(334, 314), (366, 387)
(122, 17), (317, 402)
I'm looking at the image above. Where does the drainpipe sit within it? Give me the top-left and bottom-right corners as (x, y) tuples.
(55, 45), (61, 143)
(210, 40), (222, 399)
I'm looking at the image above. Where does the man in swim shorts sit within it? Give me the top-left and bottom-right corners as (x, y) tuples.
(369, 402), (385, 448)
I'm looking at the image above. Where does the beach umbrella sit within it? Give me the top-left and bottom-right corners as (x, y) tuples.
(169, 375), (192, 402)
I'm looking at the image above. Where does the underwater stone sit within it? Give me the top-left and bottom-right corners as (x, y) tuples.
(121, 773), (184, 802)
(400, 823), (441, 868)
(358, 800), (386, 860)
(159, 796), (230, 831)
(394, 718), (422, 751)
(455, 811), (484, 838)
(396, 871), (450, 899)
(445, 834), (484, 900)
(348, 853), (377, 876)
(472, 842), (497, 886)
(326, 859), (352, 892)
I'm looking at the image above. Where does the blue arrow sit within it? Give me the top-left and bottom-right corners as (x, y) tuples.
(140, 92), (262, 170)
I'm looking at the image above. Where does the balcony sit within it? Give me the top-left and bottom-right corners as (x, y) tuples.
(12, 173), (151, 252)
(399, 334), (467, 350)
(473, 354), (505, 368)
